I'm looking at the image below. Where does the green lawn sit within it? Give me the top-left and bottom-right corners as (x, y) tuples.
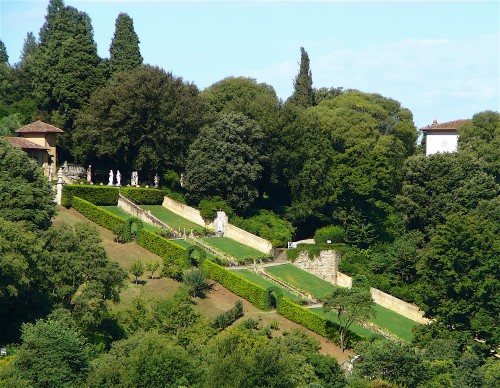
(202, 237), (267, 261)
(171, 238), (216, 259)
(311, 308), (381, 340)
(371, 304), (416, 342)
(99, 206), (163, 233)
(141, 205), (205, 232)
(234, 270), (302, 302)
(265, 264), (337, 299)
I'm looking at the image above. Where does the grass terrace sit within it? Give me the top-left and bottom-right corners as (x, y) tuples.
(371, 304), (416, 342)
(234, 270), (303, 302)
(99, 206), (163, 233)
(265, 264), (337, 299)
(310, 308), (381, 340)
(202, 236), (268, 261)
(141, 205), (205, 232)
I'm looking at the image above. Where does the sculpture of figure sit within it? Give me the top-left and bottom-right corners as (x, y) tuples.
(48, 165), (53, 181)
(116, 170), (121, 186)
(108, 170), (114, 186)
(134, 171), (139, 187)
(154, 174), (160, 188)
(87, 165), (92, 183)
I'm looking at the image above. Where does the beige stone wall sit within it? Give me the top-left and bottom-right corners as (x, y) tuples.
(161, 196), (272, 255)
(119, 195), (170, 230)
(292, 249), (430, 324)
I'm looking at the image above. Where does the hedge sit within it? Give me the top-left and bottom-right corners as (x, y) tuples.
(120, 187), (165, 205)
(62, 185), (119, 207)
(212, 300), (244, 330)
(277, 298), (363, 347)
(136, 229), (186, 259)
(202, 260), (271, 310)
(72, 197), (124, 231)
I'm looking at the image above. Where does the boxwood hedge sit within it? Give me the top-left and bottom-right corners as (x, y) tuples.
(62, 185), (119, 207)
(72, 197), (124, 231)
(120, 187), (165, 205)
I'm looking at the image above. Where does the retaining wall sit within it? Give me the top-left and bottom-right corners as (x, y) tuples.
(118, 194), (172, 231)
(293, 250), (430, 324)
(161, 196), (272, 255)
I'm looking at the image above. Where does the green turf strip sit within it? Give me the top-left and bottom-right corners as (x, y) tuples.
(202, 237), (267, 261)
(99, 206), (162, 233)
(310, 308), (381, 340)
(234, 270), (302, 302)
(141, 205), (205, 232)
(265, 264), (338, 299)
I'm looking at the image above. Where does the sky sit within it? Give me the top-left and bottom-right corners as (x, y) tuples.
(1, 0), (499, 129)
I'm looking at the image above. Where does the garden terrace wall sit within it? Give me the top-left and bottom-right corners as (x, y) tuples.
(162, 196), (272, 254)
(118, 194), (172, 231)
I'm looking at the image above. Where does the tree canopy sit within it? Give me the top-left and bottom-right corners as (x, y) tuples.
(288, 47), (315, 108)
(109, 13), (142, 74)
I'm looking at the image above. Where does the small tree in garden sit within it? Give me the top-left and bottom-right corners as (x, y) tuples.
(323, 288), (375, 352)
(145, 260), (160, 279)
(129, 260), (144, 284)
(182, 268), (209, 298)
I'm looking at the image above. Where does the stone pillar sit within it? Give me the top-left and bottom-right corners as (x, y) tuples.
(56, 168), (64, 205)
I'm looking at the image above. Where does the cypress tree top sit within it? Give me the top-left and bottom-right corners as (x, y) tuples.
(109, 13), (143, 74)
(290, 47), (315, 108)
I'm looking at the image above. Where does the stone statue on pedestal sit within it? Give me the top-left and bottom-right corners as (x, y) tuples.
(108, 170), (114, 186)
(116, 170), (121, 186)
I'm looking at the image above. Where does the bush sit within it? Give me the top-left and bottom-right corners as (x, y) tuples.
(163, 170), (182, 190)
(198, 196), (233, 221)
(231, 210), (295, 248)
(185, 245), (206, 266)
(212, 301), (244, 330)
(114, 217), (144, 243)
(72, 197), (124, 231)
(201, 260), (271, 310)
(286, 243), (346, 262)
(62, 185), (119, 207)
(120, 187), (164, 205)
(314, 225), (345, 244)
(182, 268), (209, 297)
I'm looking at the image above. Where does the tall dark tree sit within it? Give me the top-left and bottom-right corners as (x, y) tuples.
(73, 65), (207, 182)
(288, 47), (315, 108)
(184, 112), (265, 212)
(19, 32), (38, 63)
(0, 39), (8, 64)
(109, 13), (143, 74)
(32, 0), (103, 158)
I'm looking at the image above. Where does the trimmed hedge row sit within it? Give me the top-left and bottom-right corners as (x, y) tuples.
(136, 229), (186, 260)
(72, 197), (124, 231)
(120, 187), (165, 205)
(202, 260), (271, 311)
(62, 185), (119, 207)
(277, 298), (363, 347)
(212, 300), (244, 330)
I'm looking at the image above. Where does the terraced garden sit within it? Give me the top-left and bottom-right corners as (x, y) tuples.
(141, 205), (205, 232)
(233, 270), (302, 302)
(264, 264), (417, 341)
(99, 206), (163, 233)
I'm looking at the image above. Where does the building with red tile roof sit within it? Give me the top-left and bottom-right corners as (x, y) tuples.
(419, 119), (470, 156)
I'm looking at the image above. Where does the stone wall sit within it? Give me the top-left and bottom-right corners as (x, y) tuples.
(118, 194), (174, 232)
(161, 196), (272, 255)
(292, 250), (430, 324)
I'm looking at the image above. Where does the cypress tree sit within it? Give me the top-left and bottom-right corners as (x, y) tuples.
(109, 13), (143, 74)
(19, 32), (38, 65)
(289, 47), (315, 108)
(0, 39), (8, 64)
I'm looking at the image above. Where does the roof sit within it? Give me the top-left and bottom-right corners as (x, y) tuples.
(2, 136), (50, 150)
(16, 120), (64, 134)
(420, 119), (470, 132)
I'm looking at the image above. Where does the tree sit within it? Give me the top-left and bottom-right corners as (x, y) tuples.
(323, 287), (375, 351)
(288, 47), (315, 108)
(144, 260), (160, 279)
(396, 152), (499, 236)
(32, 0), (103, 155)
(73, 65), (207, 182)
(182, 269), (209, 298)
(109, 13), (143, 74)
(129, 260), (144, 284)
(0, 138), (56, 230)
(458, 110), (500, 182)
(184, 112), (265, 212)
(353, 339), (426, 388)
(12, 318), (90, 387)
(0, 39), (8, 64)
(415, 203), (500, 346)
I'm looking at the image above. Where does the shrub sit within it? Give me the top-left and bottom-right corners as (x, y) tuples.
(163, 170), (182, 190)
(314, 225), (345, 244)
(72, 197), (124, 232)
(120, 187), (164, 205)
(198, 196), (233, 221)
(185, 245), (206, 266)
(231, 210), (295, 248)
(129, 260), (144, 284)
(202, 260), (271, 310)
(182, 268), (209, 297)
(212, 301), (244, 330)
(114, 217), (144, 243)
(286, 243), (345, 262)
(62, 185), (119, 207)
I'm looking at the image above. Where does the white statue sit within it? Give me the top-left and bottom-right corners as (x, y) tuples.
(116, 170), (121, 186)
(108, 170), (114, 186)
(87, 165), (92, 183)
(154, 174), (160, 188)
(131, 171), (139, 187)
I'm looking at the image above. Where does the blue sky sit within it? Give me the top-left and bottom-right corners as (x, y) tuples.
(1, 0), (499, 129)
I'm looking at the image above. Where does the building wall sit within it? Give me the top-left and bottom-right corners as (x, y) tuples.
(426, 131), (459, 156)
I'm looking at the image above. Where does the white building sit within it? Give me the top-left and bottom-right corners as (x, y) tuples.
(420, 119), (470, 156)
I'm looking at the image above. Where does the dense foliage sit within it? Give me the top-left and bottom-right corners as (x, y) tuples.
(109, 13), (142, 74)
(62, 184), (119, 207)
(120, 187), (164, 205)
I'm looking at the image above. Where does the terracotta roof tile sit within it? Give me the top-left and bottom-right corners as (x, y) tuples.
(2, 136), (50, 150)
(420, 119), (470, 132)
(15, 120), (64, 133)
